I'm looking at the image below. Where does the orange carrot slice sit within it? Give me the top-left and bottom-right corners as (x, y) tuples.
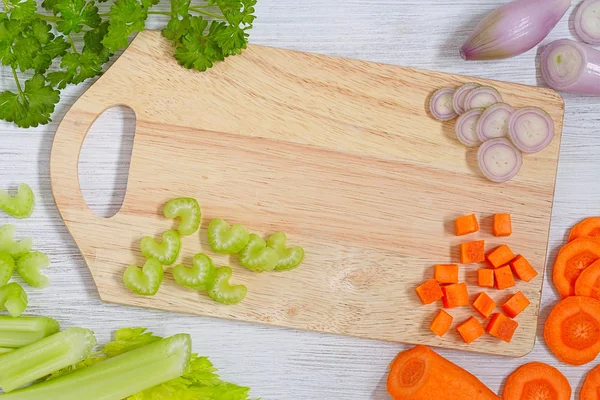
(434, 264), (459, 284)
(501, 291), (530, 318)
(460, 240), (485, 264)
(509, 255), (538, 282)
(503, 362), (571, 400)
(430, 310), (453, 337)
(486, 313), (518, 342)
(456, 214), (479, 236)
(569, 217), (600, 242)
(581, 364), (600, 400)
(493, 214), (512, 237)
(486, 244), (515, 268)
(494, 265), (515, 290)
(416, 279), (443, 305)
(575, 259), (600, 301)
(478, 269), (494, 288)
(544, 296), (600, 366)
(553, 237), (600, 298)
(442, 283), (469, 308)
(472, 292), (496, 318)
(456, 317), (485, 344)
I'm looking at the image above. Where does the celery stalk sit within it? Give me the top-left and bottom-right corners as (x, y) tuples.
(0, 347), (13, 355)
(0, 327), (96, 392)
(0, 316), (59, 348)
(0, 333), (191, 400)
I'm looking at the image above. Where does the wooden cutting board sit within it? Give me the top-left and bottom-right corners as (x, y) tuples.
(50, 30), (564, 357)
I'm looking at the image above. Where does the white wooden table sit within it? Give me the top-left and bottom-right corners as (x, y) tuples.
(1, 1), (599, 398)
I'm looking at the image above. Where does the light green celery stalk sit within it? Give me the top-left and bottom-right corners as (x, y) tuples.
(0, 328), (96, 392)
(0, 316), (59, 348)
(0, 347), (13, 355)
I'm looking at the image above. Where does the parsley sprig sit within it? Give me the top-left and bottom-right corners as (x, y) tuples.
(0, 0), (256, 128)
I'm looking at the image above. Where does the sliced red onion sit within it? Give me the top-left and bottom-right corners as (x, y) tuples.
(477, 138), (523, 183)
(508, 107), (554, 153)
(461, 0), (571, 61)
(575, 0), (600, 45)
(452, 83), (480, 114)
(464, 87), (503, 111)
(429, 88), (457, 121)
(476, 103), (515, 141)
(541, 39), (600, 95)
(456, 108), (484, 147)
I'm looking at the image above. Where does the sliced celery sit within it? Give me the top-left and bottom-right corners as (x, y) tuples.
(0, 334), (191, 400)
(0, 316), (59, 348)
(0, 347), (13, 355)
(0, 252), (15, 287)
(0, 184), (35, 219)
(0, 327), (96, 392)
(16, 251), (51, 288)
(0, 283), (27, 317)
(0, 225), (32, 260)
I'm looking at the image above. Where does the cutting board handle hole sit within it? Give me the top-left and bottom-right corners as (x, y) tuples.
(78, 105), (136, 218)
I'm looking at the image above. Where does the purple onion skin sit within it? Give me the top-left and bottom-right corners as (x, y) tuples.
(460, 0), (571, 61)
(541, 39), (600, 95)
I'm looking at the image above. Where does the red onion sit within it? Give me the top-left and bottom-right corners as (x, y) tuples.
(461, 0), (571, 61)
(464, 87), (502, 111)
(456, 109), (484, 147)
(541, 39), (600, 94)
(477, 138), (523, 183)
(508, 107), (554, 153)
(575, 0), (600, 45)
(452, 83), (480, 114)
(477, 103), (515, 141)
(429, 88), (457, 121)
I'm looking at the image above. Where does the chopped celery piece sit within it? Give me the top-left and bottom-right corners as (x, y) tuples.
(0, 327), (96, 392)
(0, 347), (13, 355)
(0, 334), (191, 400)
(239, 234), (279, 272)
(207, 266), (247, 305)
(140, 230), (181, 265)
(0, 252), (15, 287)
(0, 184), (35, 219)
(16, 251), (50, 288)
(0, 283), (27, 317)
(173, 253), (216, 291)
(0, 316), (59, 348)
(163, 198), (202, 236)
(0, 225), (32, 260)
(208, 218), (250, 254)
(267, 232), (305, 271)
(123, 258), (164, 296)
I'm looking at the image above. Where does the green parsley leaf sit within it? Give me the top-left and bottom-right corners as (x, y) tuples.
(41, 35), (70, 58)
(0, 74), (60, 128)
(8, 0), (37, 21)
(162, 16), (190, 42)
(47, 49), (102, 88)
(41, 0), (60, 13)
(174, 17), (224, 72)
(102, 0), (147, 53)
(13, 33), (41, 71)
(56, 0), (101, 34)
(0, 17), (21, 67)
(83, 20), (111, 62)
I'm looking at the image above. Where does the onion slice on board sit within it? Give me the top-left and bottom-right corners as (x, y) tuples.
(429, 88), (457, 121)
(476, 103), (515, 141)
(453, 83), (480, 114)
(575, 0), (600, 45)
(456, 108), (484, 147)
(464, 87), (503, 111)
(477, 138), (523, 183)
(541, 39), (600, 94)
(508, 107), (554, 153)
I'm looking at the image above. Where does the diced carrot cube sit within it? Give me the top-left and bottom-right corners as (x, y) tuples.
(501, 291), (531, 318)
(456, 214), (479, 236)
(456, 317), (485, 344)
(460, 240), (485, 264)
(472, 292), (496, 319)
(430, 309), (453, 337)
(442, 283), (469, 308)
(434, 264), (459, 284)
(493, 214), (512, 237)
(509, 255), (538, 282)
(416, 279), (443, 304)
(494, 265), (516, 290)
(478, 268), (495, 288)
(486, 313), (518, 342)
(486, 244), (515, 268)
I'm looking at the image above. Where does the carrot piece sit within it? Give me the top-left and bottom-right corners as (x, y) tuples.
(434, 264), (459, 284)
(494, 265), (515, 290)
(581, 364), (600, 400)
(544, 296), (600, 366)
(569, 217), (600, 242)
(486, 313), (518, 342)
(386, 345), (500, 400)
(575, 259), (600, 301)
(553, 237), (600, 298)
(442, 283), (469, 308)
(493, 214), (512, 237)
(501, 291), (530, 318)
(478, 269), (494, 288)
(472, 292), (496, 319)
(509, 254), (538, 282)
(415, 279), (443, 305)
(460, 240), (485, 264)
(456, 317), (485, 344)
(455, 214), (479, 236)
(486, 244), (515, 268)
(430, 310), (453, 337)
(503, 362), (571, 400)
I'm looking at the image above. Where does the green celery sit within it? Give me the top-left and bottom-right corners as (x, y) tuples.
(0, 347), (13, 355)
(0, 327), (96, 392)
(0, 316), (59, 348)
(0, 334), (192, 400)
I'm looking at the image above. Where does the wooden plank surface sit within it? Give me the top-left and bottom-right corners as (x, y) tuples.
(49, 30), (563, 357)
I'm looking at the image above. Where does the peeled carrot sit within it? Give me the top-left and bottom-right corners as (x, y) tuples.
(494, 265), (515, 290)
(430, 310), (453, 337)
(493, 214), (512, 237)
(544, 296), (600, 366)
(501, 291), (530, 318)
(442, 283), (469, 308)
(460, 240), (485, 264)
(387, 345), (500, 400)
(553, 237), (600, 298)
(416, 279), (444, 305)
(503, 362), (571, 400)
(456, 214), (479, 236)
(472, 292), (496, 319)
(486, 313), (518, 343)
(581, 364), (600, 400)
(486, 244), (515, 268)
(509, 255), (538, 282)
(569, 217), (600, 242)
(456, 317), (484, 344)
(575, 259), (600, 301)
(478, 269), (494, 288)
(434, 264), (459, 284)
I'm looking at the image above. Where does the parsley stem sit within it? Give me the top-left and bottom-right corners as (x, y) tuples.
(11, 67), (24, 98)
(34, 13), (59, 22)
(188, 8), (223, 19)
(67, 34), (77, 52)
(147, 11), (171, 16)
